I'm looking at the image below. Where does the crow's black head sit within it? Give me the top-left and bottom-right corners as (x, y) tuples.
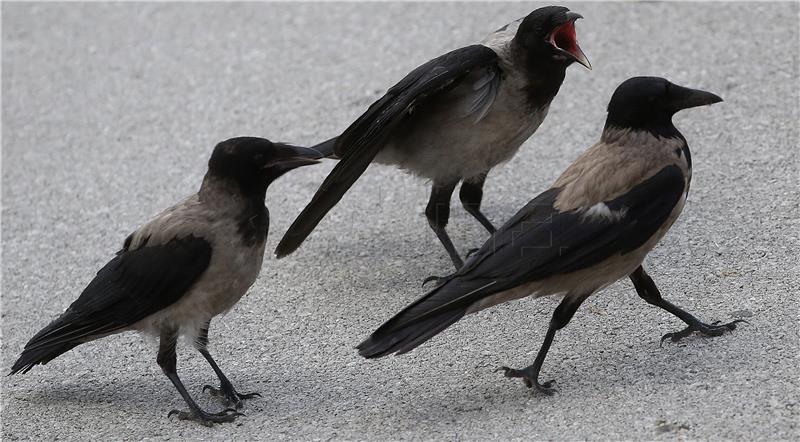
(514, 6), (591, 69)
(208, 137), (321, 196)
(605, 77), (723, 136)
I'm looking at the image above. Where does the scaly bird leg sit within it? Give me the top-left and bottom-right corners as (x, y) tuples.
(498, 293), (590, 394)
(158, 328), (242, 426)
(630, 266), (746, 344)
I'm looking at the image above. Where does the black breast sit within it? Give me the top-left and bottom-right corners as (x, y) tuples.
(521, 62), (567, 111)
(236, 203), (269, 247)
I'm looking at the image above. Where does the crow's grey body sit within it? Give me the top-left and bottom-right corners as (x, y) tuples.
(11, 175), (268, 372)
(374, 19), (549, 182)
(358, 77), (742, 394)
(11, 137), (322, 426)
(127, 180), (267, 343)
(465, 128), (690, 313)
(359, 127), (691, 359)
(276, 7), (591, 268)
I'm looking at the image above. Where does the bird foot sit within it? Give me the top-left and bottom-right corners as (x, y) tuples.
(495, 366), (557, 395)
(203, 384), (261, 409)
(464, 248), (480, 259)
(422, 274), (452, 288)
(422, 247), (483, 286)
(167, 407), (243, 427)
(660, 319), (748, 345)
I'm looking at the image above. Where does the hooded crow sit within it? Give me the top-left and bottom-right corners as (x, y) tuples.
(10, 137), (322, 425)
(276, 6), (591, 270)
(357, 77), (744, 393)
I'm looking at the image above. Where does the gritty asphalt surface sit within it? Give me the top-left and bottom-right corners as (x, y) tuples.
(2, 2), (798, 441)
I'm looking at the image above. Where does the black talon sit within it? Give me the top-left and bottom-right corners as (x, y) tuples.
(490, 295), (588, 397)
(630, 267), (748, 347)
(159, 328), (248, 426)
(660, 319), (747, 345)
(203, 383), (261, 409)
(195, 331), (261, 409)
(497, 366), (557, 395)
(422, 275), (442, 287)
(422, 273), (456, 287)
(464, 248), (480, 259)
(168, 407), (241, 426)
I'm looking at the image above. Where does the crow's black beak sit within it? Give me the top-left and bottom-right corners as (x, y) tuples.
(670, 84), (723, 111)
(267, 144), (324, 171)
(549, 12), (591, 70)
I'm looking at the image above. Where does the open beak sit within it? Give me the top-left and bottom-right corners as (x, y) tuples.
(548, 12), (591, 70)
(670, 84), (723, 111)
(266, 144), (324, 171)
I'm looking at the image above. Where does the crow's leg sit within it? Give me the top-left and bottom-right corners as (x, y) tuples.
(460, 172), (496, 234)
(630, 266), (746, 344)
(425, 179), (463, 271)
(196, 323), (261, 409)
(421, 173), (494, 287)
(157, 328), (241, 426)
(498, 293), (591, 395)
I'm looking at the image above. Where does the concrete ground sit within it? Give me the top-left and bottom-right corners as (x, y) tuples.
(2, 2), (798, 440)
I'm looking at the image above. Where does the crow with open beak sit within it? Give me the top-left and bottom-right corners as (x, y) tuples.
(357, 77), (744, 393)
(276, 6), (590, 272)
(9, 137), (321, 425)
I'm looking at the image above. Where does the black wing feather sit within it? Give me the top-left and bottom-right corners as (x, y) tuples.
(275, 45), (499, 258)
(358, 166), (686, 357)
(10, 235), (212, 374)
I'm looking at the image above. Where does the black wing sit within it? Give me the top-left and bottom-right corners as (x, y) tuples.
(358, 165), (686, 357)
(10, 235), (212, 374)
(469, 165), (686, 282)
(276, 45), (500, 258)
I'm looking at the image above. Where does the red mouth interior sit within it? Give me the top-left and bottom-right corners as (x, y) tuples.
(550, 20), (580, 56)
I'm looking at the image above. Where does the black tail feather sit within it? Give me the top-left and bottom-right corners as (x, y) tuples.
(357, 274), (500, 358)
(275, 140), (382, 258)
(10, 342), (80, 375)
(357, 282), (476, 359)
(9, 311), (102, 375)
(357, 309), (466, 358)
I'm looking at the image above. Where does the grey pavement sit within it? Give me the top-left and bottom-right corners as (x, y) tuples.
(2, 2), (798, 440)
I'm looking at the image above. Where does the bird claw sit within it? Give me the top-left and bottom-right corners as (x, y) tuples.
(422, 273), (456, 288)
(203, 384), (261, 409)
(167, 407), (243, 426)
(496, 366), (557, 395)
(464, 248), (480, 259)
(660, 319), (747, 345)
(422, 275), (446, 287)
